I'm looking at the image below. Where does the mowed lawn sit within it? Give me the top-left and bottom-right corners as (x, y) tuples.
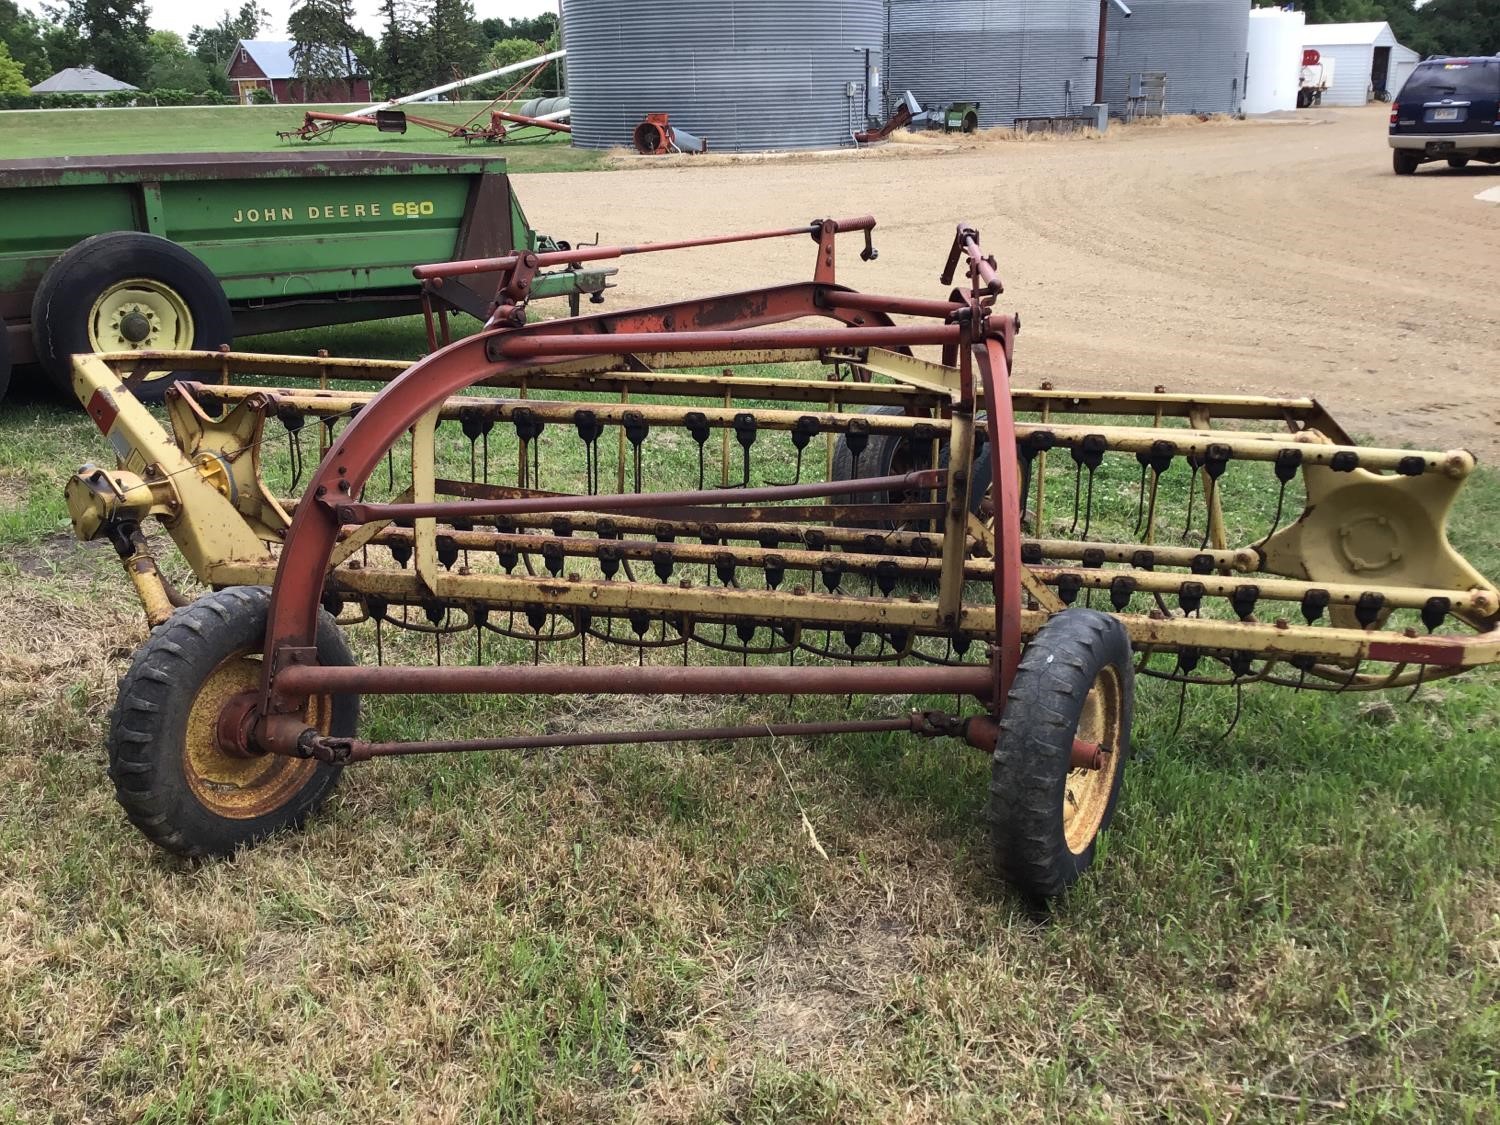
(0, 103), (602, 172)
(0, 118), (1498, 1121)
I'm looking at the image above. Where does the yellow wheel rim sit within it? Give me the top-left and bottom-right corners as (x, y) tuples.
(183, 651), (331, 820)
(1062, 664), (1125, 855)
(87, 278), (195, 353)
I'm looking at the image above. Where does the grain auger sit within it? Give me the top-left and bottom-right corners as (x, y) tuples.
(66, 216), (1500, 901)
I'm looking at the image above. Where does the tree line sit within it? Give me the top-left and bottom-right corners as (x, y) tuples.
(0, 0), (558, 100)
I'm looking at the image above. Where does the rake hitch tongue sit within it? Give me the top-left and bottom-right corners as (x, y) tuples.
(65, 214), (1500, 901)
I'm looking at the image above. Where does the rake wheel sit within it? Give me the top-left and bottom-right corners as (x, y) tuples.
(989, 608), (1133, 901)
(832, 404), (992, 529)
(107, 586), (358, 857)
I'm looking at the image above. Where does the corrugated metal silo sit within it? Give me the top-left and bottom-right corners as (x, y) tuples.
(1101, 0), (1250, 116)
(884, 0), (1099, 127)
(562, 0), (885, 151)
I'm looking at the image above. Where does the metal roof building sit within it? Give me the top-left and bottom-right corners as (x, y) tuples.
(1100, 0), (1249, 116)
(30, 67), (138, 94)
(1301, 22), (1419, 106)
(884, 0), (1099, 127)
(562, 0), (885, 151)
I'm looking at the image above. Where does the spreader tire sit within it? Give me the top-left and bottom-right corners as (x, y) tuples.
(989, 608), (1132, 900)
(30, 232), (232, 403)
(107, 586), (358, 857)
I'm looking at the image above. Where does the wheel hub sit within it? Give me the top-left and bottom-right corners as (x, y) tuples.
(118, 310), (152, 343)
(87, 278), (195, 354)
(185, 652), (323, 819)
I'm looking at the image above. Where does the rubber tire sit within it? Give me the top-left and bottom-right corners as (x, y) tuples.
(107, 586), (358, 857)
(0, 323), (10, 405)
(1392, 150), (1420, 176)
(832, 405), (991, 528)
(989, 608), (1133, 901)
(30, 231), (233, 403)
(1447, 156), (1470, 169)
(1296, 88), (1312, 109)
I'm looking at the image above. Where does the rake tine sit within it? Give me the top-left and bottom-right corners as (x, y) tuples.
(1199, 474), (1215, 550)
(1068, 459), (1083, 534)
(1211, 678), (1245, 750)
(1404, 663), (1426, 704)
(1336, 659), (1361, 694)
(1132, 454), (1149, 533)
(1260, 478), (1289, 545)
(1081, 465), (1097, 540)
(1181, 463), (1198, 541)
(286, 420), (304, 492)
(1143, 470), (1161, 542)
(1170, 677), (1188, 740)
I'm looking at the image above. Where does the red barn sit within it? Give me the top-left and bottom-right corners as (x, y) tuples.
(227, 40), (371, 105)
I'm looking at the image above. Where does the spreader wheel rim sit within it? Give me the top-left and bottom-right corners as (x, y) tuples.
(1063, 663), (1125, 854)
(87, 277), (196, 354)
(181, 650), (328, 820)
(108, 585), (357, 857)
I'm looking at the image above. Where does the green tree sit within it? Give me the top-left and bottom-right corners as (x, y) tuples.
(0, 37), (30, 92)
(419, 0), (482, 92)
(0, 0), (51, 82)
(486, 36), (540, 72)
(1414, 0), (1500, 56)
(146, 28), (211, 90)
(479, 12), (555, 46)
(375, 0), (424, 96)
(43, 0), (151, 85)
(188, 3), (266, 68)
(288, 0), (363, 99)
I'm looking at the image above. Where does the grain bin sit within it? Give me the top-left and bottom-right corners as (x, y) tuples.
(1101, 0), (1250, 116)
(561, 0), (885, 152)
(885, 0), (1099, 127)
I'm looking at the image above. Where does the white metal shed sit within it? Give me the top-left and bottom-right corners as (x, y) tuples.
(1302, 21), (1419, 106)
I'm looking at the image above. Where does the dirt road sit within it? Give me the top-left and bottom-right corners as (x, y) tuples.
(522, 107), (1500, 458)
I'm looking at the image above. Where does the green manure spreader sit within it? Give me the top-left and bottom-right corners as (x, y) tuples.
(0, 150), (611, 402)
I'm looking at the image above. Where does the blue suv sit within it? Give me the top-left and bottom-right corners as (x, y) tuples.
(1389, 56), (1500, 174)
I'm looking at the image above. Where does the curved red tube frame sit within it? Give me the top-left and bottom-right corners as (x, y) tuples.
(252, 280), (921, 748)
(976, 330), (1024, 703)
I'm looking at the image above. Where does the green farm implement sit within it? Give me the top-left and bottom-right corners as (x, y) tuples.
(0, 150), (610, 402)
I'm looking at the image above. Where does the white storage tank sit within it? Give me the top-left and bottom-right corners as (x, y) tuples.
(884, 0), (1100, 127)
(1101, 0), (1250, 116)
(1243, 7), (1304, 114)
(562, 0), (885, 151)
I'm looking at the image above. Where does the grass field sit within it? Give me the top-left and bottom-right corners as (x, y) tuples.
(0, 103), (603, 172)
(2, 114), (1499, 1120)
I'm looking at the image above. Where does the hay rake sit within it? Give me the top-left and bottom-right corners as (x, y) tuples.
(66, 216), (1499, 900)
